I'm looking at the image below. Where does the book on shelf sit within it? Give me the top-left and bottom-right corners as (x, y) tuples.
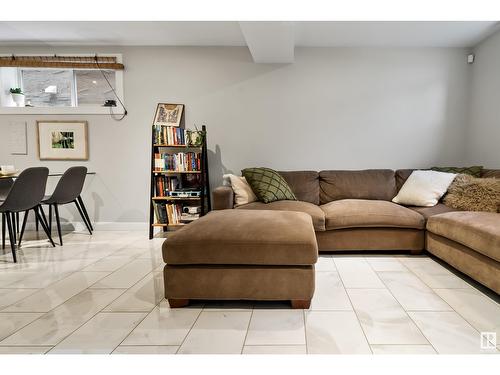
(154, 175), (180, 197)
(153, 125), (186, 145)
(154, 201), (200, 225)
(153, 152), (201, 172)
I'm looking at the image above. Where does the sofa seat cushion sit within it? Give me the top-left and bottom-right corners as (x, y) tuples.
(407, 203), (459, 220)
(163, 209), (318, 266)
(427, 212), (500, 262)
(236, 200), (326, 231)
(320, 199), (425, 230)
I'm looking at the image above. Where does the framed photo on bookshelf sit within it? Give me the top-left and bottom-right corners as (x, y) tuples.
(153, 103), (184, 127)
(37, 120), (88, 160)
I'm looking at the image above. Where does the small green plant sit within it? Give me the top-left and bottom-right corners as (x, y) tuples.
(10, 88), (23, 95)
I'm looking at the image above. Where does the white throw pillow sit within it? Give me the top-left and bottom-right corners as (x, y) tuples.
(222, 174), (257, 207)
(392, 170), (457, 207)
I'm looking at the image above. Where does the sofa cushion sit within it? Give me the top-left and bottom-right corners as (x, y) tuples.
(242, 167), (296, 203)
(163, 209), (318, 266)
(278, 171), (319, 205)
(395, 169), (415, 192)
(443, 174), (500, 213)
(427, 212), (500, 262)
(430, 165), (483, 177)
(392, 170), (457, 207)
(236, 200), (326, 231)
(319, 169), (396, 204)
(321, 199), (425, 230)
(407, 203), (459, 220)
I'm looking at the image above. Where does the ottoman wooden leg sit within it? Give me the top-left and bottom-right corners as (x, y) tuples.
(291, 299), (311, 309)
(168, 298), (190, 308)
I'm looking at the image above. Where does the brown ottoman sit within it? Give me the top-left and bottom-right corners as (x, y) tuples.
(162, 209), (318, 308)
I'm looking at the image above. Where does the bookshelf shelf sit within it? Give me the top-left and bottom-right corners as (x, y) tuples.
(149, 106), (210, 238)
(152, 196), (201, 201)
(153, 171), (202, 174)
(153, 144), (202, 148)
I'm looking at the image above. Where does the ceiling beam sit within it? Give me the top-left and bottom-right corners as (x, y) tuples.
(239, 21), (295, 63)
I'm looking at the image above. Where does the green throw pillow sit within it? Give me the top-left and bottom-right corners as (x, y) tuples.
(430, 166), (483, 177)
(242, 167), (297, 203)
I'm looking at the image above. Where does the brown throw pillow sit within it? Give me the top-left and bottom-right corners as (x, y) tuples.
(443, 174), (500, 212)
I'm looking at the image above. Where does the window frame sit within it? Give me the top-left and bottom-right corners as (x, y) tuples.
(0, 53), (124, 115)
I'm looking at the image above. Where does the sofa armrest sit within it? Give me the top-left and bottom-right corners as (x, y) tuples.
(212, 186), (234, 210)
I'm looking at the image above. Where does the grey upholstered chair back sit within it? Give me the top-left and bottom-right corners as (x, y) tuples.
(0, 167), (49, 212)
(0, 178), (14, 200)
(45, 166), (87, 205)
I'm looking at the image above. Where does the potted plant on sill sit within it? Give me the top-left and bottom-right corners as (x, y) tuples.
(10, 87), (25, 107)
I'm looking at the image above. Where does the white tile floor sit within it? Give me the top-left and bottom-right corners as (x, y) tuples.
(0, 231), (498, 354)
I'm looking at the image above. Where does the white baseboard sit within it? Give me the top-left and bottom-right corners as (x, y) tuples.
(23, 221), (148, 232)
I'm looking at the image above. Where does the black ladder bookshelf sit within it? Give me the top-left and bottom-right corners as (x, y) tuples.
(148, 111), (210, 239)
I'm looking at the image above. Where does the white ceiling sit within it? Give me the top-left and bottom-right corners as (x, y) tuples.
(1, 21), (499, 63)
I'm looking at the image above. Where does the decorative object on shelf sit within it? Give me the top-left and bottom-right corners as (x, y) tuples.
(149, 104), (210, 238)
(9, 87), (25, 107)
(37, 120), (88, 160)
(187, 127), (206, 147)
(153, 103), (184, 127)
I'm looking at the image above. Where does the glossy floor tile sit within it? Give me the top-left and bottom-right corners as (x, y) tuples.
(408, 311), (497, 354)
(334, 258), (386, 288)
(347, 289), (428, 345)
(305, 311), (371, 354)
(0, 230), (497, 355)
(377, 271), (452, 311)
(242, 345), (307, 354)
(49, 312), (147, 354)
(371, 344), (437, 354)
(433, 288), (500, 337)
(122, 301), (201, 346)
(178, 311), (251, 354)
(112, 345), (179, 354)
(246, 310), (305, 345)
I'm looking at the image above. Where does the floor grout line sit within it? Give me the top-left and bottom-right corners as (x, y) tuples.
(332, 255), (373, 354)
(365, 258), (438, 353)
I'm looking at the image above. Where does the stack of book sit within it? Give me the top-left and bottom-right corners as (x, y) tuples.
(154, 152), (201, 172)
(154, 175), (179, 196)
(154, 202), (183, 224)
(153, 125), (186, 145)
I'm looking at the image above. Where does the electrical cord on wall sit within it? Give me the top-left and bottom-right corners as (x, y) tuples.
(94, 54), (128, 121)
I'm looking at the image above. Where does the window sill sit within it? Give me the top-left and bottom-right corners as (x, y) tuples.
(0, 106), (125, 115)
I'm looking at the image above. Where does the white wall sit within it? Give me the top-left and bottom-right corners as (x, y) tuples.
(0, 46), (471, 225)
(466, 30), (500, 166)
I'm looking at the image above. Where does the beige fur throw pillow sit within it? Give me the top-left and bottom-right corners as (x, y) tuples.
(443, 174), (500, 212)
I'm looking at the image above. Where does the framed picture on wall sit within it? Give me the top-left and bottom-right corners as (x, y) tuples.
(153, 103), (184, 127)
(37, 120), (88, 160)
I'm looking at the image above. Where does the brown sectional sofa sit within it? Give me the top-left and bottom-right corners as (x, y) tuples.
(213, 168), (500, 294)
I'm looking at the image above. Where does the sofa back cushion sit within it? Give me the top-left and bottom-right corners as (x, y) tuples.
(278, 171), (319, 205)
(481, 169), (500, 179)
(319, 169), (396, 204)
(396, 169), (416, 192)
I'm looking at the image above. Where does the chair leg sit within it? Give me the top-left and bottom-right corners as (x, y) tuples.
(34, 206), (55, 248)
(16, 212), (20, 233)
(5, 213), (17, 263)
(48, 204), (52, 233)
(78, 196), (94, 231)
(39, 205), (49, 232)
(35, 213), (39, 232)
(2, 213), (5, 250)
(75, 200), (92, 235)
(18, 210), (29, 247)
(10, 213), (16, 244)
(53, 204), (63, 246)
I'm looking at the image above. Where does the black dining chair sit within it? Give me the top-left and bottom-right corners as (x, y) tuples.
(0, 167), (55, 262)
(28, 166), (93, 246)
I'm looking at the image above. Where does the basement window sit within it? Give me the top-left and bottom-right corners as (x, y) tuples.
(0, 54), (124, 114)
